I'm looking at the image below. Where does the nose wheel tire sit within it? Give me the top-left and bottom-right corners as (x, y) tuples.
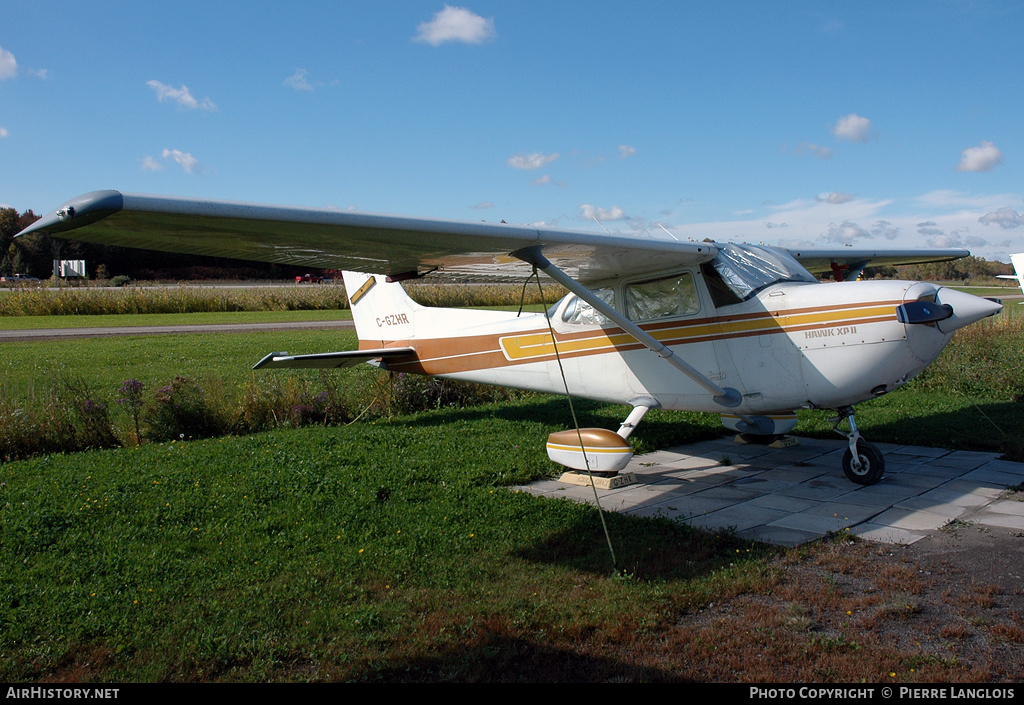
(841, 441), (885, 485)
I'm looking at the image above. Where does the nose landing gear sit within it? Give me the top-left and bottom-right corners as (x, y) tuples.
(833, 406), (885, 485)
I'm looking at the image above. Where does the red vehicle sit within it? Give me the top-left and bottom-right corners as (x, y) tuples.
(295, 273), (328, 283)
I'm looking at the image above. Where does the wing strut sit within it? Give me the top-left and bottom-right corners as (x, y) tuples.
(517, 247), (743, 409)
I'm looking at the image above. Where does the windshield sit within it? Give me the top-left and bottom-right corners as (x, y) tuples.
(709, 243), (817, 302)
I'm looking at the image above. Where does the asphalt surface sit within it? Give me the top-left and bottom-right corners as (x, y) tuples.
(0, 319), (355, 342)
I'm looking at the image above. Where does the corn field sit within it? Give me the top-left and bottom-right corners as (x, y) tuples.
(0, 281), (566, 317)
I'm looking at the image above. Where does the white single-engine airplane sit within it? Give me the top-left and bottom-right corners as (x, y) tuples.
(18, 190), (1004, 485)
(996, 253), (1024, 301)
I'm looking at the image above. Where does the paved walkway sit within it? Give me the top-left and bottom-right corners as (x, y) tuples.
(516, 436), (1024, 547)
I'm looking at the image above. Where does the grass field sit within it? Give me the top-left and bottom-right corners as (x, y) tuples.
(1, 292), (1022, 682)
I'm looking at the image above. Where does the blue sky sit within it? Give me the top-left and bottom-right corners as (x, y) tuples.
(2, 1), (1022, 262)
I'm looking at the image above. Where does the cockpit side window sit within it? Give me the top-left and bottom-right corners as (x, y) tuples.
(701, 262), (745, 307)
(625, 273), (700, 321)
(560, 287), (616, 326)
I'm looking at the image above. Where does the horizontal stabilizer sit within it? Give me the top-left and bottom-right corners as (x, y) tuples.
(253, 347), (416, 370)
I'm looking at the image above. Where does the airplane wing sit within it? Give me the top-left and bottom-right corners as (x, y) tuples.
(17, 190), (718, 284)
(786, 248), (969, 277)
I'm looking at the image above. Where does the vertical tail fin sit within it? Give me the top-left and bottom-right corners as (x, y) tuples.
(997, 253), (1024, 300)
(341, 271), (423, 345)
(1010, 253), (1024, 296)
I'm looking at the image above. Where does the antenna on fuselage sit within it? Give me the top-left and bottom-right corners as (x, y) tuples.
(657, 222), (680, 241)
(592, 217), (611, 234)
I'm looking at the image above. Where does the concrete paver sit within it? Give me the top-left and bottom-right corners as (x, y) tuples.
(515, 436), (1024, 546)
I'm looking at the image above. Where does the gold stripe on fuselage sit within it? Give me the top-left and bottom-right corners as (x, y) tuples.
(499, 301), (898, 361)
(381, 300), (901, 376)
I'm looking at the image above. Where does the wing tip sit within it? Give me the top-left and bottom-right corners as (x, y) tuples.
(17, 190), (124, 238)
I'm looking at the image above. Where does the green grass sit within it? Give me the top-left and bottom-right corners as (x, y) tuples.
(0, 330), (359, 395)
(0, 400), (741, 682)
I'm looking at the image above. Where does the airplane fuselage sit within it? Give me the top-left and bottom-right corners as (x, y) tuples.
(349, 268), (996, 419)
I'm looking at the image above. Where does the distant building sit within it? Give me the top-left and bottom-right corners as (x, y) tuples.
(54, 259), (87, 278)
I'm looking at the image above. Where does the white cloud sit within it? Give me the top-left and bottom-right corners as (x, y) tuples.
(531, 174), (565, 187)
(283, 69), (314, 91)
(816, 192), (854, 204)
(957, 141), (1003, 172)
(819, 219), (899, 244)
(618, 145), (637, 159)
(414, 5), (496, 46)
(0, 127), (8, 138)
(470, 201), (494, 210)
(507, 152), (559, 170)
(141, 155), (164, 171)
(26, 68), (47, 80)
(649, 187), (1024, 261)
(162, 148), (202, 174)
(831, 113), (873, 142)
(579, 204), (626, 221)
(979, 207), (1023, 229)
(0, 46), (17, 80)
(794, 142), (833, 159)
(918, 223), (988, 250)
(821, 221), (873, 244)
(147, 80), (217, 111)
(871, 220), (901, 240)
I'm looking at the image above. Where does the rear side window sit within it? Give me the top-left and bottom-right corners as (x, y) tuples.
(625, 273), (700, 321)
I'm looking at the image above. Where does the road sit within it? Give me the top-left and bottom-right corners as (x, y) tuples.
(0, 319), (355, 342)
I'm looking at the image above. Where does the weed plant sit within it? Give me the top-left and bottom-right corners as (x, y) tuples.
(0, 376), (121, 459)
(0, 366), (536, 461)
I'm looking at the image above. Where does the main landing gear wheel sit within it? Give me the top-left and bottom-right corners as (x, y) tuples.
(841, 441), (885, 485)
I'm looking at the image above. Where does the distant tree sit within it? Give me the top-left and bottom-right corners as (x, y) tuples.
(0, 207), (19, 249)
(0, 209), (43, 276)
(0, 243), (15, 276)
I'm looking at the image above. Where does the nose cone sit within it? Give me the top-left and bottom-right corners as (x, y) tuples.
(934, 287), (1003, 333)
